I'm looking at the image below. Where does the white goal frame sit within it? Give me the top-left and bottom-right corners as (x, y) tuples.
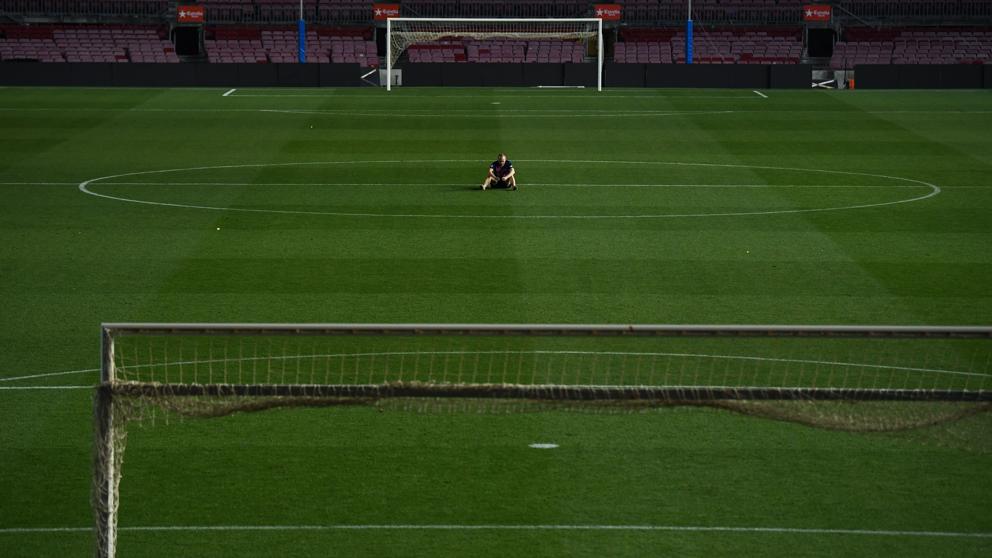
(93, 322), (992, 558)
(385, 17), (605, 92)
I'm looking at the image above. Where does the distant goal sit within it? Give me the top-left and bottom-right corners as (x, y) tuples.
(385, 18), (605, 91)
(93, 323), (992, 557)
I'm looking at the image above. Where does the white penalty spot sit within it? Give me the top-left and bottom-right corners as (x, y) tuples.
(529, 443), (558, 449)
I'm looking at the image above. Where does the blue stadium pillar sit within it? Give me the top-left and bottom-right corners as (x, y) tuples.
(298, 18), (306, 63)
(686, 19), (693, 64)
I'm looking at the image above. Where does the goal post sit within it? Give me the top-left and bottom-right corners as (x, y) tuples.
(385, 18), (605, 91)
(93, 322), (992, 557)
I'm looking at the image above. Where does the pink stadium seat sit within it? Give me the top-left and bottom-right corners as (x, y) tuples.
(831, 27), (992, 68)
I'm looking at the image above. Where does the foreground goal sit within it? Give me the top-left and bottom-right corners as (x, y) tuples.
(93, 323), (992, 557)
(385, 18), (604, 91)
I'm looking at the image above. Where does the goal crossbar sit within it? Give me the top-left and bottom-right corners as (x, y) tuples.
(101, 322), (992, 339)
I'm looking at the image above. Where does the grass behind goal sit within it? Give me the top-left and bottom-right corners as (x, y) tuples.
(1, 87), (992, 557)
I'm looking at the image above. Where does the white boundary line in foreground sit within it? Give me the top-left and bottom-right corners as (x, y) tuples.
(76, 159), (942, 220)
(226, 93), (765, 99)
(222, 88), (237, 97)
(259, 108), (739, 118)
(3, 107), (992, 115)
(753, 90), (768, 98)
(0, 385), (93, 391)
(1, 524), (989, 538)
(0, 181), (77, 185)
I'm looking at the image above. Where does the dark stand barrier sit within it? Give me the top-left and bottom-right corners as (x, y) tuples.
(522, 63), (563, 86)
(402, 63), (444, 86)
(605, 63), (646, 87)
(0, 62), (363, 87)
(403, 63), (593, 87)
(320, 64), (361, 86)
(113, 63), (198, 86)
(769, 64), (811, 89)
(195, 63), (238, 86)
(403, 63), (808, 88)
(70, 63), (114, 86)
(236, 64), (279, 87)
(563, 63), (598, 87)
(856, 64), (984, 89)
(645, 64), (770, 88)
(457, 64), (523, 87)
(275, 63), (320, 87)
(7, 62), (985, 89)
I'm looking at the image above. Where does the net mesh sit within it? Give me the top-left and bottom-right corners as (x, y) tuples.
(387, 19), (601, 68)
(93, 324), (992, 557)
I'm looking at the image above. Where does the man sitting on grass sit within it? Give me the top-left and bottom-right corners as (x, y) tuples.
(481, 153), (517, 191)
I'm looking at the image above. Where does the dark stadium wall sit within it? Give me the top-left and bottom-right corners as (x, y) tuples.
(855, 64), (985, 89)
(4, 63), (988, 89)
(401, 63), (581, 87)
(768, 64), (810, 89)
(604, 63), (646, 87)
(563, 63), (598, 87)
(0, 63), (363, 87)
(644, 64), (770, 88)
(404, 63), (809, 88)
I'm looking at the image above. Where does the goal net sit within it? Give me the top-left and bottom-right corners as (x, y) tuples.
(385, 18), (604, 91)
(93, 323), (992, 557)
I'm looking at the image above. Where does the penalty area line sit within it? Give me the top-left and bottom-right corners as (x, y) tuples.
(1, 524), (990, 539)
(753, 90), (768, 98)
(222, 88), (237, 97)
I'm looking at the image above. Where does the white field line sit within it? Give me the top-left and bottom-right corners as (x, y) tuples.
(0, 367), (99, 382)
(93, 181), (930, 189)
(0, 524), (990, 538)
(2, 349), (986, 386)
(76, 158), (942, 220)
(0, 181), (77, 185)
(230, 93), (765, 99)
(7, 180), (985, 189)
(222, 88), (237, 97)
(2, 107), (992, 116)
(0, 385), (93, 391)
(753, 90), (768, 98)
(259, 108), (739, 118)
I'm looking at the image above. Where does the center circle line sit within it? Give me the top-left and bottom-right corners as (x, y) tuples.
(77, 159), (940, 220)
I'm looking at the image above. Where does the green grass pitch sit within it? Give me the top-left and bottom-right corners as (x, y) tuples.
(1, 86), (991, 557)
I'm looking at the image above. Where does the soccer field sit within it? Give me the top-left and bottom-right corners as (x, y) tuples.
(1, 86), (991, 557)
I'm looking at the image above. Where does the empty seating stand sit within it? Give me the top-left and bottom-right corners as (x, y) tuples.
(198, 0), (370, 24)
(0, 0), (169, 19)
(831, 27), (992, 69)
(614, 27), (802, 64)
(407, 39), (584, 64)
(0, 25), (177, 63)
(204, 26), (376, 64)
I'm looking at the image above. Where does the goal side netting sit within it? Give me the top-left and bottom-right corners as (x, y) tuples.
(93, 323), (992, 557)
(385, 18), (604, 91)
